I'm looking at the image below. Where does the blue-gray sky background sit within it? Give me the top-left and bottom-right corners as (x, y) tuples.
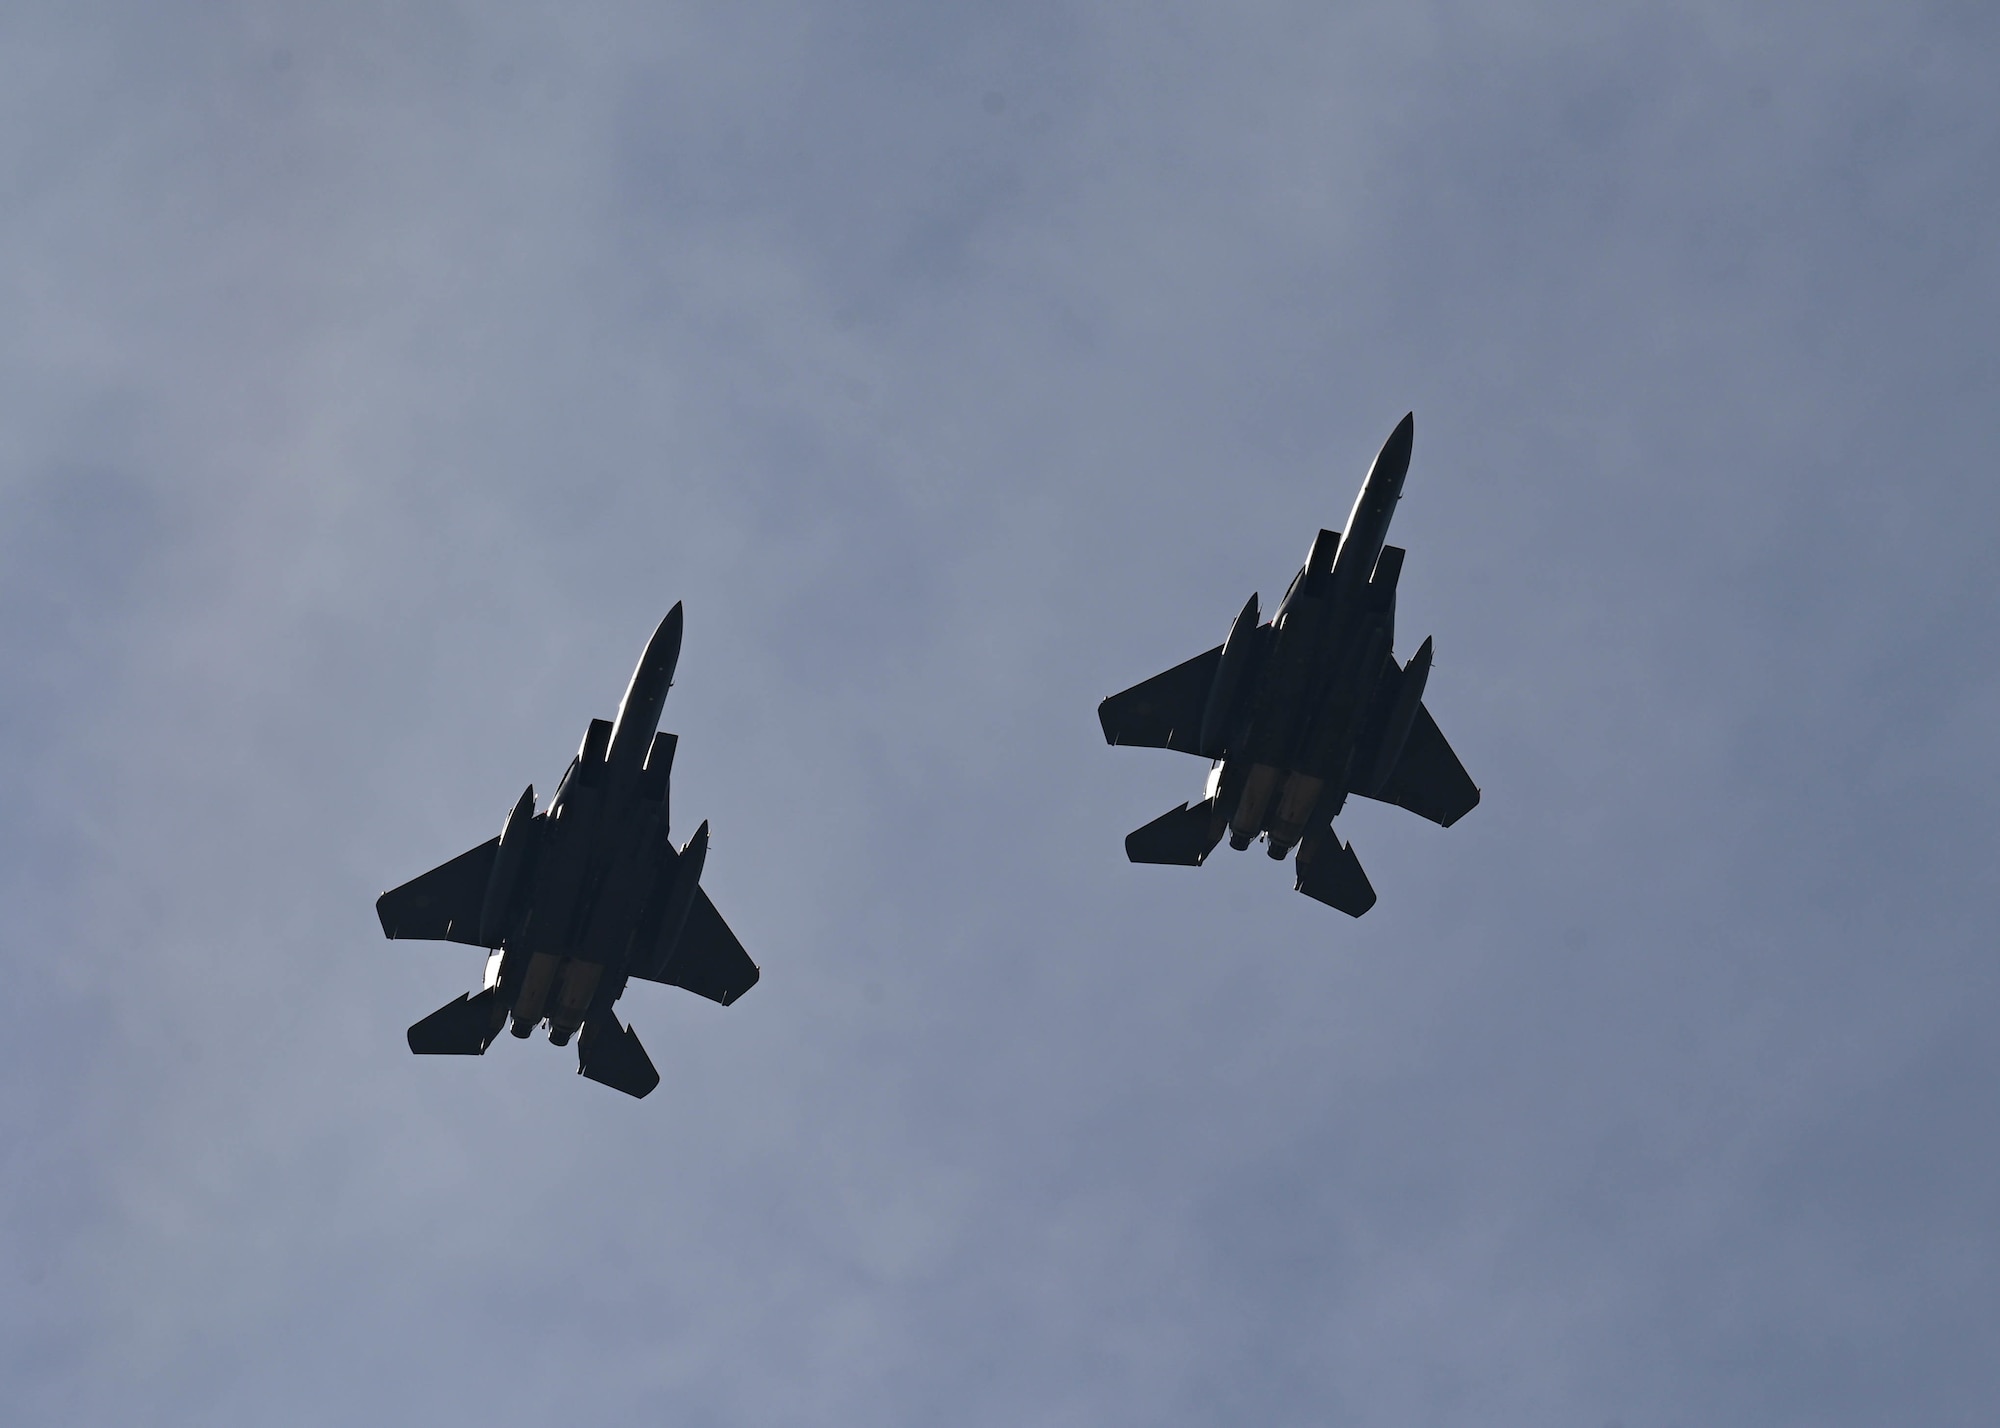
(3, 3), (1996, 1424)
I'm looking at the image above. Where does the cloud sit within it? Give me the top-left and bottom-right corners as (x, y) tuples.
(2, 2), (1996, 1423)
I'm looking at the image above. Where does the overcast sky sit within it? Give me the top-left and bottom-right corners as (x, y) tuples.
(3, 3), (1997, 1424)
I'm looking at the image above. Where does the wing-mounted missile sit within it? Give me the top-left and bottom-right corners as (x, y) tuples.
(478, 785), (539, 946)
(1198, 593), (1261, 758)
(1364, 636), (1432, 796)
(642, 820), (709, 978)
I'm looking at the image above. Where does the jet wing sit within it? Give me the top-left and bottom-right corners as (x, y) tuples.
(376, 836), (500, 945)
(1361, 704), (1480, 828)
(640, 889), (761, 1006)
(1098, 645), (1222, 756)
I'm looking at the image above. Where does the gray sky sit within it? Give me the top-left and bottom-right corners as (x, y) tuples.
(3, 2), (1996, 1423)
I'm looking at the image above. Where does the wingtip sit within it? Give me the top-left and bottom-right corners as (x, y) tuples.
(1439, 785), (1481, 827)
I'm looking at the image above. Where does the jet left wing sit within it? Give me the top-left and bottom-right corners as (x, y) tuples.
(1360, 704), (1480, 828)
(377, 837), (500, 945)
(1098, 645), (1222, 756)
(640, 889), (760, 1006)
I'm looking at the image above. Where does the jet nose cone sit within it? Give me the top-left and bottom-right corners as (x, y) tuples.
(648, 603), (685, 670)
(1375, 412), (1415, 477)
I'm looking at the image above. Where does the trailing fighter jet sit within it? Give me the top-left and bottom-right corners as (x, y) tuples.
(376, 604), (758, 1097)
(1097, 413), (1478, 915)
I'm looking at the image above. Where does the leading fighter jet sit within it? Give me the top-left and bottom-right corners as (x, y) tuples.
(376, 604), (758, 1097)
(1098, 413), (1478, 915)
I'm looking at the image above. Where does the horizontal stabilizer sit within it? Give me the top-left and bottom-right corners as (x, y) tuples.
(378, 837), (500, 945)
(1295, 832), (1377, 917)
(578, 1016), (661, 1099)
(1099, 645), (1222, 755)
(1363, 703), (1480, 828)
(1125, 798), (1223, 866)
(407, 988), (501, 1055)
(638, 887), (761, 1007)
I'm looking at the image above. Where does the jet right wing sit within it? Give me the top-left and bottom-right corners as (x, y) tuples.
(1362, 704), (1481, 828)
(1098, 645), (1222, 756)
(640, 889), (761, 1007)
(376, 836), (500, 945)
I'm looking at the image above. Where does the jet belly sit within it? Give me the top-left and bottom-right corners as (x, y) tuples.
(508, 776), (604, 1033)
(1300, 617), (1390, 778)
(546, 810), (667, 1042)
(1218, 542), (1397, 855)
(1240, 584), (1329, 770)
(1221, 593), (1324, 847)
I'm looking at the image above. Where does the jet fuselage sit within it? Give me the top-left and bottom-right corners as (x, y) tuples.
(485, 605), (704, 1048)
(1207, 413), (1415, 859)
(380, 603), (757, 1097)
(1098, 411), (1477, 915)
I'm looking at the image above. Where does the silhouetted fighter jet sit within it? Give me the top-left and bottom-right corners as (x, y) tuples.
(378, 605), (757, 1097)
(1098, 414), (1479, 915)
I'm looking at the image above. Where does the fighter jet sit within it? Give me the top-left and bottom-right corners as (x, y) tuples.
(376, 604), (758, 1097)
(1097, 413), (1478, 915)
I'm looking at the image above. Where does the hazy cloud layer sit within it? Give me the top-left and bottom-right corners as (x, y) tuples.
(3, 3), (1996, 1424)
